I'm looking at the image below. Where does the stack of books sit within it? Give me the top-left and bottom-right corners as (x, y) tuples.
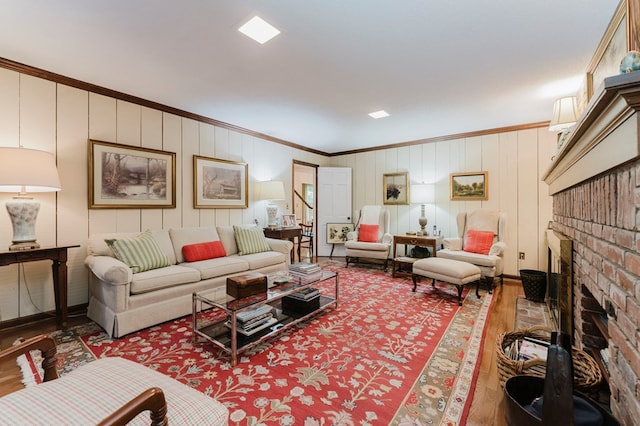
(287, 287), (320, 302)
(228, 305), (277, 336)
(289, 262), (323, 284)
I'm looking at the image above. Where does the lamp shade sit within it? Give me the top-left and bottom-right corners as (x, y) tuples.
(255, 180), (285, 201)
(411, 184), (434, 204)
(0, 147), (61, 193)
(549, 96), (578, 132)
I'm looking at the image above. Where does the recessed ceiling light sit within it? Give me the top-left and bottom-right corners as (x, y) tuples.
(368, 110), (390, 119)
(238, 16), (280, 44)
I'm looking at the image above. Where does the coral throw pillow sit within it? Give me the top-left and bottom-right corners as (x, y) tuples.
(358, 224), (379, 242)
(464, 230), (494, 255)
(182, 241), (227, 262)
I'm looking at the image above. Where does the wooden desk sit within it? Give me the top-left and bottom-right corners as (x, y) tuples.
(392, 235), (442, 278)
(263, 227), (302, 263)
(0, 245), (79, 326)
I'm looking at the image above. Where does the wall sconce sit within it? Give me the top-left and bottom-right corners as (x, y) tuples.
(549, 96), (578, 133)
(255, 180), (285, 228)
(411, 183), (434, 234)
(0, 147), (61, 250)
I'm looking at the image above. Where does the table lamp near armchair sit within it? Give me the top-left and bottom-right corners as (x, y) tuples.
(0, 146), (61, 250)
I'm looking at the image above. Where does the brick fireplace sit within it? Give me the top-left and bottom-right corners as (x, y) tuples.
(543, 72), (640, 424)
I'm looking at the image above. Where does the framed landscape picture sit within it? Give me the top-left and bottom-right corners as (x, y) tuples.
(326, 223), (354, 244)
(450, 171), (488, 201)
(88, 139), (176, 209)
(383, 172), (409, 205)
(193, 155), (248, 208)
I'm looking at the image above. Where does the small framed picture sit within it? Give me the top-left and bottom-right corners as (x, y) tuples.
(193, 155), (248, 208)
(326, 223), (354, 244)
(282, 214), (297, 228)
(383, 172), (409, 205)
(450, 172), (488, 201)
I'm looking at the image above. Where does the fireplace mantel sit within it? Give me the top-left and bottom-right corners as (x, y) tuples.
(543, 71), (640, 195)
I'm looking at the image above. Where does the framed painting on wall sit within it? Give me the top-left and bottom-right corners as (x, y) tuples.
(88, 139), (176, 209)
(450, 171), (488, 201)
(383, 172), (409, 205)
(587, 2), (628, 99)
(193, 155), (248, 208)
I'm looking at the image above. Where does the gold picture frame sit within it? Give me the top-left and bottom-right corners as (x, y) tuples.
(88, 139), (176, 209)
(193, 155), (248, 208)
(450, 172), (488, 201)
(586, 1), (628, 100)
(383, 172), (409, 205)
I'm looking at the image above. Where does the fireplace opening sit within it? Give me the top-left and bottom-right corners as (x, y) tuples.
(546, 229), (573, 339)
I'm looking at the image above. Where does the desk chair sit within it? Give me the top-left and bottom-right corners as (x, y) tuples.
(299, 222), (314, 258)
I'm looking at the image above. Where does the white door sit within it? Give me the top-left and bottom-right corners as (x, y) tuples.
(317, 167), (352, 257)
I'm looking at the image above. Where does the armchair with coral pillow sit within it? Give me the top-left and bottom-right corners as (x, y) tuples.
(345, 205), (392, 269)
(437, 209), (507, 289)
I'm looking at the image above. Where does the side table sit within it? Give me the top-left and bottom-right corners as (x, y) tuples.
(0, 245), (80, 326)
(263, 227), (302, 263)
(392, 235), (443, 278)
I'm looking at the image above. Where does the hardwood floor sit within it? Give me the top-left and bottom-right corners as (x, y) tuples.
(0, 264), (523, 425)
(466, 277), (522, 426)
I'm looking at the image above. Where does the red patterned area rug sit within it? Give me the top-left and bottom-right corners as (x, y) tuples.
(57, 262), (494, 425)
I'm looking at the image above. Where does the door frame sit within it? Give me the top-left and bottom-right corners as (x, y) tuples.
(292, 160), (318, 256)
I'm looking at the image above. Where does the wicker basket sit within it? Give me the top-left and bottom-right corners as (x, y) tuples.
(496, 326), (602, 391)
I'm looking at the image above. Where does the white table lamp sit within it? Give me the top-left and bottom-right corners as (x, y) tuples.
(411, 183), (434, 233)
(549, 96), (578, 133)
(255, 180), (285, 228)
(0, 147), (61, 250)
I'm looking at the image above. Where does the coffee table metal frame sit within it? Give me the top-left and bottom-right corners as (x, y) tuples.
(192, 271), (338, 366)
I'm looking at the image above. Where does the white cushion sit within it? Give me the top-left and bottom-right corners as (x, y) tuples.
(413, 258), (481, 285)
(180, 256), (249, 280)
(0, 357), (228, 425)
(130, 265), (201, 294)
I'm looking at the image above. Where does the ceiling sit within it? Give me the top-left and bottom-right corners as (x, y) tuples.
(0, 1), (621, 154)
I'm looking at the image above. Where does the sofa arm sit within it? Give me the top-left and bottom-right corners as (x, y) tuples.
(489, 241), (507, 256)
(266, 238), (294, 257)
(443, 237), (462, 251)
(85, 255), (133, 285)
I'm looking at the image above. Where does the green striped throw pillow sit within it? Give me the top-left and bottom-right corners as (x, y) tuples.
(233, 225), (271, 255)
(105, 230), (171, 273)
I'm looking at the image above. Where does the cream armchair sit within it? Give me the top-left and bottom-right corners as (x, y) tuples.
(345, 205), (392, 269)
(437, 209), (507, 289)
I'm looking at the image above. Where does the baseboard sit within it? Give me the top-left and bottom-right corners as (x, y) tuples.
(0, 303), (87, 331)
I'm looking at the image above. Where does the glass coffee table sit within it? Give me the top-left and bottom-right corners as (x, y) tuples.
(192, 270), (338, 366)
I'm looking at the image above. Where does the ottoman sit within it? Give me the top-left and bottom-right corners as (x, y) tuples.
(412, 257), (482, 305)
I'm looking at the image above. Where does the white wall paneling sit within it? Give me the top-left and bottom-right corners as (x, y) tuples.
(331, 127), (554, 277)
(0, 64), (549, 323)
(141, 107), (165, 231)
(0, 67), (328, 323)
(0, 69), (20, 321)
(57, 84), (90, 307)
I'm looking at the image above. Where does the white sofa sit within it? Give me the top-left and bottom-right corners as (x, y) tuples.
(85, 225), (293, 338)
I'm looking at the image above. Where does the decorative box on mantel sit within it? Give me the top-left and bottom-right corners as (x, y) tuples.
(543, 71), (640, 194)
(226, 273), (267, 299)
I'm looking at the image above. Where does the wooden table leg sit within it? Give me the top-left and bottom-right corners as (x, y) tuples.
(51, 254), (68, 327)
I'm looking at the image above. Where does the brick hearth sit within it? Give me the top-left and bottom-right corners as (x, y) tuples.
(544, 72), (640, 424)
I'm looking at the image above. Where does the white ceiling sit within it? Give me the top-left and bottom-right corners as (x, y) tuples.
(0, 0), (621, 154)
